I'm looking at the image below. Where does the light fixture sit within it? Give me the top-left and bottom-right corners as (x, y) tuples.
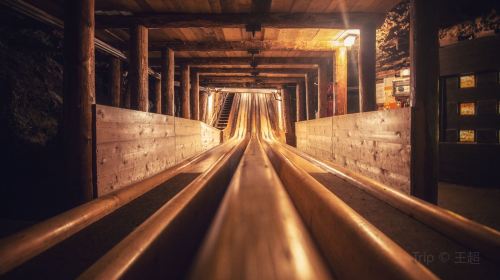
(343, 35), (357, 47)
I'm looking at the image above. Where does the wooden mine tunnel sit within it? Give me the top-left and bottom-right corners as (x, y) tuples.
(0, 0), (499, 279)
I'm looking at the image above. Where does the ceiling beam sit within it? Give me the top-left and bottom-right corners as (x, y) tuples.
(199, 73), (305, 78)
(193, 67), (313, 74)
(207, 87), (279, 94)
(150, 41), (338, 51)
(150, 57), (328, 67)
(96, 12), (383, 29)
(201, 76), (303, 83)
(202, 82), (294, 88)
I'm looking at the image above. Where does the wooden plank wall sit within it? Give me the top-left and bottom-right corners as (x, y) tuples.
(296, 108), (411, 193)
(94, 104), (221, 196)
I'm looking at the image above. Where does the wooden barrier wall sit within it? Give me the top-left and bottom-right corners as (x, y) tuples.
(296, 108), (411, 193)
(94, 105), (221, 196)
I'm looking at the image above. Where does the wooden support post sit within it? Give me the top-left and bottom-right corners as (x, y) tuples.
(129, 24), (149, 112)
(358, 24), (376, 112)
(161, 48), (175, 115)
(191, 71), (200, 120)
(305, 73), (312, 120)
(296, 82), (306, 121)
(154, 78), (161, 114)
(181, 64), (191, 119)
(63, 0), (95, 203)
(317, 62), (328, 118)
(334, 47), (348, 115)
(281, 86), (295, 145)
(123, 84), (131, 109)
(110, 57), (121, 107)
(410, 0), (439, 203)
(200, 91), (208, 123)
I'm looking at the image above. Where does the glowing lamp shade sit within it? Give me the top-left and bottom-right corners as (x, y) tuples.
(343, 35), (357, 47)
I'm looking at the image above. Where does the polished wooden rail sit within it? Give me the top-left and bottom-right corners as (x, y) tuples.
(190, 135), (332, 279)
(282, 143), (500, 263)
(78, 94), (253, 279)
(256, 95), (438, 279)
(0, 142), (230, 274)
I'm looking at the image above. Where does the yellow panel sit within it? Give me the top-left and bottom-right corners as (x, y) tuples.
(460, 74), (475, 88)
(459, 130), (475, 142)
(459, 103), (475, 116)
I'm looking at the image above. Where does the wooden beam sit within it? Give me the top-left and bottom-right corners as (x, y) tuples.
(96, 12), (383, 29)
(150, 41), (338, 52)
(200, 92), (208, 123)
(109, 56), (121, 107)
(305, 73), (312, 120)
(198, 73), (305, 78)
(191, 71), (200, 120)
(63, 0), (95, 203)
(129, 25), (149, 111)
(359, 25), (377, 112)
(123, 83), (131, 108)
(181, 64), (190, 119)
(281, 86), (295, 145)
(296, 82), (306, 121)
(317, 62), (328, 118)
(193, 67), (313, 75)
(161, 48), (175, 115)
(201, 77), (303, 84)
(151, 57), (326, 68)
(410, 0), (439, 203)
(204, 83), (283, 88)
(334, 47), (348, 115)
(154, 78), (161, 114)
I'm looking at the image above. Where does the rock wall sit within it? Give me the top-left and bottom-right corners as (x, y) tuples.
(0, 8), (116, 223)
(376, 1), (499, 81)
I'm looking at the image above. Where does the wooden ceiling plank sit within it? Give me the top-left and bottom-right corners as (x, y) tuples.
(96, 12), (384, 29)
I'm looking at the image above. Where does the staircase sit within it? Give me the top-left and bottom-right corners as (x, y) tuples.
(216, 94), (234, 129)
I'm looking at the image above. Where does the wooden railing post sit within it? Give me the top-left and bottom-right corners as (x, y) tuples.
(63, 0), (95, 203)
(154, 78), (161, 114)
(129, 24), (148, 112)
(161, 48), (175, 115)
(296, 81), (306, 121)
(181, 64), (191, 119)
(317, 62), (328, 118)
(334, 47), (348, 115)
(110, 56), (121, 107)
(305, 73), (313, 120)
(191, 71), (200, 120)
(410, 0), (439, 203)
(359, 24), (376, 112)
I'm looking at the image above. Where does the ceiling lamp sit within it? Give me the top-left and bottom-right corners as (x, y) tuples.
(343, 35), (357, 47)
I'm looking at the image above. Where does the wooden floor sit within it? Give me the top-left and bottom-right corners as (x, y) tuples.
(438, 182), (500, 231)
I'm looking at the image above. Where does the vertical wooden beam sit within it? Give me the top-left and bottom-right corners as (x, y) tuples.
(334, 47), (348, 115)
(181, 64), (191, 119)
(317, 62), (328, 118)
(129, 25), (148, 112)
(200, 91), (208, 123)
(161, 48), (175, 115)
(191, 71), (200, 120)
(358, 24), (376, 112)
(110, 57), (121, 107)
(63, 0), (95, 203)
(281, 86), (295, 145)
(123, 84), (131, 109)
(154, 78), (161, 114)
(296, 82), (306, 121)
(410, 0), (439, 203)
(305, 73), (313, 120)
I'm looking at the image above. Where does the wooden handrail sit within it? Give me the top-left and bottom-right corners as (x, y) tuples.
(284, 144), (500, 263)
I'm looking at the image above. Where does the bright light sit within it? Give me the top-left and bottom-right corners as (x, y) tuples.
(343, 35), (357, 47)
